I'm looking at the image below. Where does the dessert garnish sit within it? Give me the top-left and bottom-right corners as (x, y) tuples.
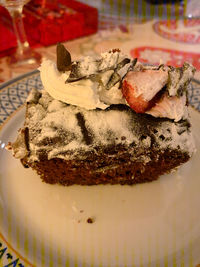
(62, 46), (132, 88)
(55, 43), (136, 91)
(56, 42), (72, 72)
(122, 69), (168, 113)
(122, 62), (195, 120)
(41, 43), (195, 122)
(167, 62), (195, 97)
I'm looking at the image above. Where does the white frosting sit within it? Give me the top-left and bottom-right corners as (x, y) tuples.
(9, 88), (195, 162)
(21, 90), (195, 162)
(78, 56), (99, 76)
(99, 51), (122, 70)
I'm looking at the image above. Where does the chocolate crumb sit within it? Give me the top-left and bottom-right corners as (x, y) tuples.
(87, 217), (94, 224)
(109, 48), (121, 53)
(56, 43), (72, 72)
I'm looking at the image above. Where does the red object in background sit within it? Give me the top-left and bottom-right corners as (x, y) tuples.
(131, 46), (200, 70)
(0, 0), (98, 57)
(0, 6), (17, 57)
(153, 19), (200, 45)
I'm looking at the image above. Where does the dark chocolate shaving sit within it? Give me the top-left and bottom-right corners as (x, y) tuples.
(120, 58), (138, 81)
(116, 58), (130, 71)
(167, 62), (195, 97)
(66, 61), (96, 83)
(109, 48), (121, 53)
(76, 112), (93, 145)
(157, 64), (165, 70)
(127, 58), (137, 72)
(24, 127), (30, 153)
(66, 59), (102, 83)
(66, 63), (81, 82)
(56, 43), (72, 72)
(106, 72), (121, 89)
(66, 56), (132, 86)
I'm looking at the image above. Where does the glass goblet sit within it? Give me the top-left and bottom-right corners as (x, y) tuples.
(0, 0), (41, 67)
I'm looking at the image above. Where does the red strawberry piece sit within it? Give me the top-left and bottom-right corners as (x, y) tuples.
(147, 93), (187, 121)
(122, 70), (168, 113)
(122, 80), (150, 113)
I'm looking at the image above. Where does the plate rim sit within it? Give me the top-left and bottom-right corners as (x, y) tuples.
(0, 69), (39, 92)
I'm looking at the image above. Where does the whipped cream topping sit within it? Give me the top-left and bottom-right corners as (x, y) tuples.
(39, 60), (108, 110)
(39, 51), (129, 110)
(39, 51), (195, 122)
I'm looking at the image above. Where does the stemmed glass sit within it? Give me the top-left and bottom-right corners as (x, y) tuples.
(0, 0), (41, 67)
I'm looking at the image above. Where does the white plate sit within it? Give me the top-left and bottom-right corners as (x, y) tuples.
(0, 106), (200, 267)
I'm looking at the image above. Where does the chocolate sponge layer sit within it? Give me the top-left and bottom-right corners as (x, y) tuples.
(24, 149), (189, 185)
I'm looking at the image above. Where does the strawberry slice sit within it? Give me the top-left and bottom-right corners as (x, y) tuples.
(146, 93), (187, 122)
(122, 80), (150, 113)
(122, 70), (168, 113)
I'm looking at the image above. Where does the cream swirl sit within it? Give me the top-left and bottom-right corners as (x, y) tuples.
(39, 60), (108, 110)
(39, 59), (126, 110)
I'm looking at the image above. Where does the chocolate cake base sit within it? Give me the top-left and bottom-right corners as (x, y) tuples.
(8, 89), (194, 186)
(24, 150), (189, 185)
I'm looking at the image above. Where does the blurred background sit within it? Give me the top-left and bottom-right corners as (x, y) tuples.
(0, 0), (200, 82)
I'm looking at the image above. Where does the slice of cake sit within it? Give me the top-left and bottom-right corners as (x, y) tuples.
(7, 44), (196, 185)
